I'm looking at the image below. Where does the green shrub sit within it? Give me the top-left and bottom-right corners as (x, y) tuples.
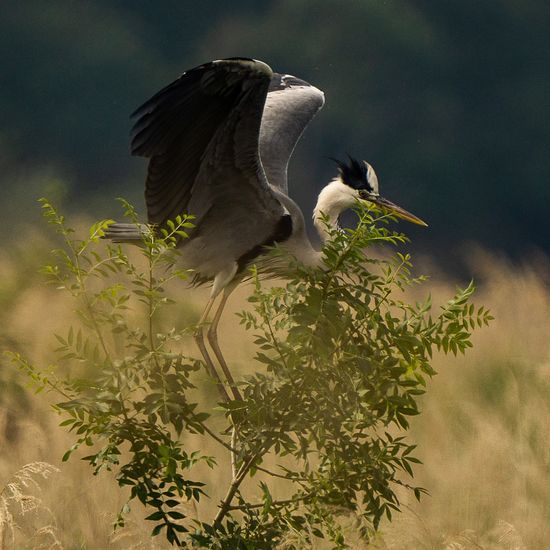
(10, 199), (491, 548)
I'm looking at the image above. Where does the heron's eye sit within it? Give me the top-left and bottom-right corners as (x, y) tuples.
(360, 188), (379, 200)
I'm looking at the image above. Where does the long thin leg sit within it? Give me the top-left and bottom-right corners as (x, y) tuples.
(194, 296), (230, 403)
(207, 283), (243, 401)
(206, 283), (242, 482)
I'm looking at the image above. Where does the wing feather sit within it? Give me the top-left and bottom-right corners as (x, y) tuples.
(130, 58), (282, 235)
(259, 73), (325, 194)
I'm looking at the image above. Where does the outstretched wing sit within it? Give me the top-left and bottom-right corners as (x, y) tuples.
(130, 58), (286, 244)
(259, 73), (325, 195)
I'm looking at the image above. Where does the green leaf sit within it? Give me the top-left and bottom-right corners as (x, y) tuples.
(145, 511), (165, 522)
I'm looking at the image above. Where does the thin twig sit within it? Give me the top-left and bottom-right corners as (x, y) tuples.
(227, 493), (313, 511)
(214, 450), (261, 526)
(199, 424), (306, 485)
(200, 423), (238, 452)
(70, 236), (131, 423)
(253, 465), (293, 480)
(231, 427), (238, 479)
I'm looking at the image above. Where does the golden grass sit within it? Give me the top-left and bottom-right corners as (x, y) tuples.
(1, 234), (550, 548)
(372, 250), (550, 549)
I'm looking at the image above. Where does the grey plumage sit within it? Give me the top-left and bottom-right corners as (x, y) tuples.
(108, 57), (325, 293)
(260, 73), (325, 194)
(104, 57), (425, 402)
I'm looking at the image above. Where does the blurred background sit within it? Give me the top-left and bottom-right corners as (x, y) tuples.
(2, 1), (550, 548)
(2, 0), (550, 268)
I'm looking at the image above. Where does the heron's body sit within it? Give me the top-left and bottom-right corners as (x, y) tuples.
(106, 57), (426, 401)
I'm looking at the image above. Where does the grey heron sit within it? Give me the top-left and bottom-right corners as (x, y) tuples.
(106, 57), (426, 402)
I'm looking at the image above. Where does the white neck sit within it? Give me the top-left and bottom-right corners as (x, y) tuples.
(313, 178), (359, 241)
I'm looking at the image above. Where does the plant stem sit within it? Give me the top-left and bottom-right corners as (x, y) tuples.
(231, 427), (238, 479)
(200, 423), (237, 452)
(214, 450), (261, 527)
(227, 493), (313, 511)
(71, 238), (131, 423)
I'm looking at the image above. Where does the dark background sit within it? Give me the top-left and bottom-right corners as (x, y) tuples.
(2, 0), (549, 269)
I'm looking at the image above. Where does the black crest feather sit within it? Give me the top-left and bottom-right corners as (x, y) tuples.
(331, 155), (372, 191)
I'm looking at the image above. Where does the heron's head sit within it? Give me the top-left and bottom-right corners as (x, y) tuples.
(333, 156), (427, 226)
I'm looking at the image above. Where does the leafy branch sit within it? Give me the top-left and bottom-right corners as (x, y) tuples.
(11, 199), (492, 548)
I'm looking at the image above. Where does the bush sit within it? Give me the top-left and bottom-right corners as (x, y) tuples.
(10, 199), (491, 548)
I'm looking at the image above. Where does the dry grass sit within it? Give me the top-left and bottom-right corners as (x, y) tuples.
(1, 233), (549, 548)
(370, 249), (550, 549)
(0, 462), (61, 549)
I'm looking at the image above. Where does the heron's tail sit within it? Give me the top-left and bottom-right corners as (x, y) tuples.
(103, 222), (151, 244)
